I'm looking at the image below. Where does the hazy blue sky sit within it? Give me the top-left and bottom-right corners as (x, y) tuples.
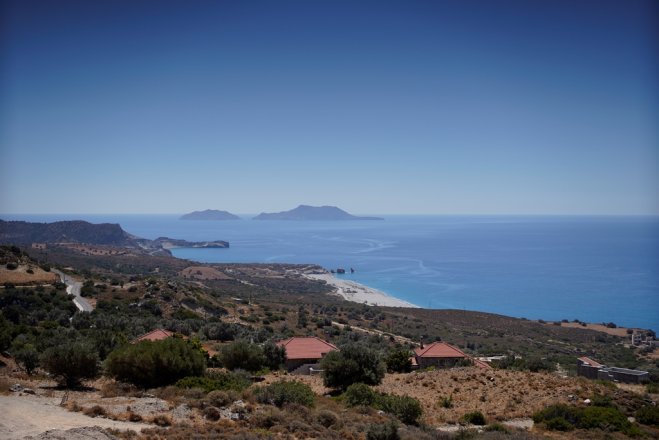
(1, 0), (658, 215)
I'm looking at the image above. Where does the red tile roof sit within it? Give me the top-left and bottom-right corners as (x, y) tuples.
(132, 328), (174, 343)
(578, 356), (603, 368)
(414, 342), (467, 358)
(277, 337), (338, 360)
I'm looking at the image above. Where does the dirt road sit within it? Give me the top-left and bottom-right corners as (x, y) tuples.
(0, 395), (149, 439)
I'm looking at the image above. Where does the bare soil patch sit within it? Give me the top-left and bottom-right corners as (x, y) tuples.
(559, 322), (633, 337)
(179, 266), (232, 281)
(0, 266), (57, 285)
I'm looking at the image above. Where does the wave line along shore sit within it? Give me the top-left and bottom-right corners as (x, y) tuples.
(304, 273), (418, 308)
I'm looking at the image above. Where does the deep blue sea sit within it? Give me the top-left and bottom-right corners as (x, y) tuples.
(5, 214), (659, 331)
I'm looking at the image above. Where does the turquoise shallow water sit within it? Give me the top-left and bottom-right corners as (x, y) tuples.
(5, 214), (659, 330)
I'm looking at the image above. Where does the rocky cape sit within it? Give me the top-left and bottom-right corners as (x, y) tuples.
(180, 209), (241, 220)
(0, 219), (229, 255)
(253, 205), (384, 221)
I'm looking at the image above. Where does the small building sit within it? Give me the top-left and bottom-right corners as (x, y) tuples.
(577, 356), (649, 384)
(132, 328), (174, 344)
(277, 336), (338, 374)
(413, 342), (491, 369)
(414, 342), (469, 369)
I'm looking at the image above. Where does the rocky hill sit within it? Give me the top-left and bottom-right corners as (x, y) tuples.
(0, 219), (229, 254)
(180, 210), (241, 220)
(253, 205), (384, 221)
(0, 220), (133, 246)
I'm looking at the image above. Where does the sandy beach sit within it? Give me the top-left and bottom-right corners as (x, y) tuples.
(305, 273), (418, 308)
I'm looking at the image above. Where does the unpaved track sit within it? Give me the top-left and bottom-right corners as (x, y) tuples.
(0, 395), (150, 439)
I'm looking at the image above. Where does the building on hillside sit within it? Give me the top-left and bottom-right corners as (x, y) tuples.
(131, 328), (174, 344)
(414, 342), (468, 369)
(277, 336), (338, 374)
(577, 356), (649, 384)
(413, 342), (491, 369)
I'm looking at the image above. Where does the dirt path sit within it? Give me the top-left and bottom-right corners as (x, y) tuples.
(0, 395), (150, 439)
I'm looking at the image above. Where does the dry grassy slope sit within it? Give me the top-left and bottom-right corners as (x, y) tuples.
(23, 244), (644, 370)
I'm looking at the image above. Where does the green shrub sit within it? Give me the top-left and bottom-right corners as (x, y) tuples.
(254, 380), (315, 408)
(105, 337), (206, 388)
(207, 390), (240, 407)
(636, 405), (659, 426)
(345, 383), (378, 407)
(385, 349), (412, 373)
(366, 420), (400, 440)
(321, 342), (385, 390)
(534, 403), (634, 434)
(462, 411), (486, 425)
(484, 422), (509, 432)
(316, 409), (340, 428)
(646, 382), (659, 394)
(439, 395), (453, 408)
(377, 394), (423, 426)
(176, 370), (250, 393)
(580, 406), (631, 431)
(219, 340), (266, 372)
(545, 417), (574, 431)
(41, 341), (99, 388)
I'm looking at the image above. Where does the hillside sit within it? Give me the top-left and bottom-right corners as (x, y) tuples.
(180, 209), (241, 220)
(0, 220), (133, 246)
(0, 220), (229, 256)
(1, 244), (657, 439)
(253, 204), (384, 221)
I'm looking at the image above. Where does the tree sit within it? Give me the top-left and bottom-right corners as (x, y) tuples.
(41, 341), (99, 387)
(263, 341), (286, 370)
(385, 349), (412, 373)
(0, 313), (12, 352)
(321, 342), (385, 390)
(219, 340), (266, 372)
(105, 337), (206, 388)
(15, 344), (39, 375)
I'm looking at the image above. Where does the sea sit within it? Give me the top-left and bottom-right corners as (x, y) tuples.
(4, 214), (659, 331)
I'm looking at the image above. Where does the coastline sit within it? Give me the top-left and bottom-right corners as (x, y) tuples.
(304, 273), (419, 308)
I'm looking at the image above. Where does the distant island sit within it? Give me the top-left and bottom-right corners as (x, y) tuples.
(253, 205), (384, 221)
(0, 219), (229, 255)
(180, 209), (241, 220)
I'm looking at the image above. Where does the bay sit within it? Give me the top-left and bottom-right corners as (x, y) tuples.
(5, 214), (658, 330)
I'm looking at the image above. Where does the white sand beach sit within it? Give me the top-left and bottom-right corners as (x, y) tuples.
(305, 273), (418, 308)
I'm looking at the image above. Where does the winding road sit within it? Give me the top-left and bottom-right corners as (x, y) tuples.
(52, 269), (93, 312)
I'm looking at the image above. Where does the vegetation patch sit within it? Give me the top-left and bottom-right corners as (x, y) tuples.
(105, 337), (206, 388)
(254, 380), (316, 408)
(344, 383), (422, 425)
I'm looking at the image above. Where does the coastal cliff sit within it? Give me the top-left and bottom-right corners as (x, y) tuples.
(0, 219), (229, 255)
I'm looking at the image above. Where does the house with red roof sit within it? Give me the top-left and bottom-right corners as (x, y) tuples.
(277, 336), (338, 372)
(413, 342), (491, 369)
(131, 328), (174, 344)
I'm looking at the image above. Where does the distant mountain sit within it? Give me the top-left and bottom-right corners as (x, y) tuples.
(253, 205), (384, 221)
(0, 220), (134, 246)
(0, 219), (229, 254)
(180, 209), (241, 220)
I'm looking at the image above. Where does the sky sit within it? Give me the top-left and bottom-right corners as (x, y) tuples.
(1, 0), (658, 215)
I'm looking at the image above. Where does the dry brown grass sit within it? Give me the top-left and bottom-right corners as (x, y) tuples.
(260, 367), (608, 426)
(0, 265), (58, 284)
(0, 377), (10, 395)
(179, 266), (233, 281)
(375, 368), (607, 425)
(558, 322), (632, 337)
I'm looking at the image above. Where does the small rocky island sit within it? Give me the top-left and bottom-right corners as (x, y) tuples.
(180, 209), (241, 220)
(253, 205), (384, 221)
